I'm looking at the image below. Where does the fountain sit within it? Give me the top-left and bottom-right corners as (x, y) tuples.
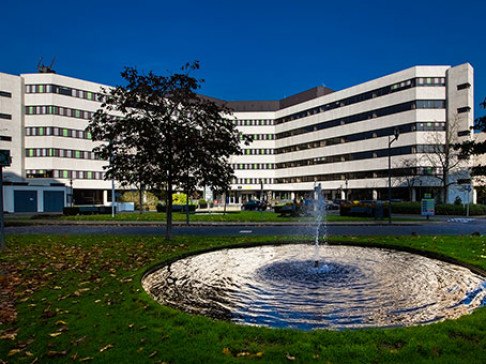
(313, 183), (326, 268)
(142, 188), (486, 330)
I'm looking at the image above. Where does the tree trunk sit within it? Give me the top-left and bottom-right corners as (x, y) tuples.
(166, 182), (173, 241)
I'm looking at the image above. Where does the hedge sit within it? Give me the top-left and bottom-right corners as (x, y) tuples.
(389, 202), (486, 216)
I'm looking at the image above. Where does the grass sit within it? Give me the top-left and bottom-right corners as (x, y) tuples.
(0, 234), (485, 363)
(6, 211), (423, 223)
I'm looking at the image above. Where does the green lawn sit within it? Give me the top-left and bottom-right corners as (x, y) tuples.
(9, 211), (422, 223)
(1, 235), (485, 363)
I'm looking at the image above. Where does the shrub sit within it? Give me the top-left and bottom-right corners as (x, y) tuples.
(198, 199), (208, 209)
(120, 191), (159, 211)
(156, 204), (196, 213)
(390, 201), (486, 216)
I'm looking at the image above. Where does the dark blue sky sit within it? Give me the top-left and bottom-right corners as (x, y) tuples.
(2, 0), (485, 116)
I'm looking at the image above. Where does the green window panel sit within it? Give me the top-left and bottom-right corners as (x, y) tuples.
(63, 129), (68, 137)
(87, 171), (92, 179)
(63, 171), (68, 178)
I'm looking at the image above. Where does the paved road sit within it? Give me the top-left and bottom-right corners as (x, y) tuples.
(5, 218), (485, 237)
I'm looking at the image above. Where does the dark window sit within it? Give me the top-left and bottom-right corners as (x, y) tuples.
(59, 87), (72, 96)
(457, 83), (471, 91)
(0, 91), (12, 98)
(457, 106), (471, 113)
(0, 113), (12, 120)
(0, 135), (12, 141)
(458, 130), (470, 137)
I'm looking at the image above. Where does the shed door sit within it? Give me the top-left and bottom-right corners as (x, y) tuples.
(44, 191), (64, 212)
(14, 191), (37, 212)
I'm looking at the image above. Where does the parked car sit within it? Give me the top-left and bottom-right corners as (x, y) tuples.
(241, 200), (267, 211)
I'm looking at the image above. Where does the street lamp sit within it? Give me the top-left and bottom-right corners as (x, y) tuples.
(388, 128), (399, 224)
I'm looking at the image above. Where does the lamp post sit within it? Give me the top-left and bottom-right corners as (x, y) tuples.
(388, 128), (399, 224)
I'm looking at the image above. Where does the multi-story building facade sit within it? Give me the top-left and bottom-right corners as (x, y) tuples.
(0, 63), (476, 212)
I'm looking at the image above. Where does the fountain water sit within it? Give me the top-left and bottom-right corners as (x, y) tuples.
(313, 183), (327, 268)
(142, 243), (486, 330)
(142, 186), (486, 330)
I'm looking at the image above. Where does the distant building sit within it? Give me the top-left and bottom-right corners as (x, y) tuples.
(0, 64), (476, 212)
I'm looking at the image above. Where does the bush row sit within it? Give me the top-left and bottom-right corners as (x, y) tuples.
(390, 202), (486, 216)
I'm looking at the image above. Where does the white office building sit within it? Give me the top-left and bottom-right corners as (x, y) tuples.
(0, 63), (476, 212)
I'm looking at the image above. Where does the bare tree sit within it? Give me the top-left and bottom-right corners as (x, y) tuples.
(422, 114), (467, 203)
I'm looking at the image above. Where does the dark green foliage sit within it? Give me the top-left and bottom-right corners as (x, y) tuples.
(156, 204), (196, 213)
(386, 202), (486, 216)
(87, 62), (250, 240)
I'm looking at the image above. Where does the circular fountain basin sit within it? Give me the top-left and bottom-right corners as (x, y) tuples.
(142, 243), (486, 330)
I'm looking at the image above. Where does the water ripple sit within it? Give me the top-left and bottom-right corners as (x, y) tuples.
(142, 244), (486, 330)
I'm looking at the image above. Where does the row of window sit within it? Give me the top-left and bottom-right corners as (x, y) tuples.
(231, 163), (275, 170)
(25, 84), (104, 102)
(25, 105), (95, 120)
(0, 113), (12, 120)
(26, 148), (100, 160)
(232, 119), (274, 126)
(276, 144), (439, 169)
(242, 148), (274, 155)
(0, 91), (12, 98)
(231, 178), (275, 185)
(275, 166), (441, 184)
(26, 126), (91, 139)
(276, 100), (446, 140)
(26, 169), (104, 180)
(275, 122), (445, 154)
(276, 77), (446, 125)
(242, 134), (275, 141)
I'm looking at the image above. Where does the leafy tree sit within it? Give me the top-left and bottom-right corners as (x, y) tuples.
(87, 61), (249, 240)
(456, 97), (486, 175)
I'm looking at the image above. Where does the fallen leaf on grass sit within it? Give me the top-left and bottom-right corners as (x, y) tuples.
(149, 351), (158, 358)
(79, 357), (94, 362)
(48, 332), (62, 337)
(99, 344), (114, 352)
(237, 352), (250, 357)
(222, 347), (231, 355)
(47, 350), (68, 357)
(8, 348), (22, 356)
(286, 353), (296, 361)
(0, 329), (18, 340)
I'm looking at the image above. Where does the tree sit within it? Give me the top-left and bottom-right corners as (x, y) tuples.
(422, 114), (468, 203)
(456, 97), (486, 175)
(87, 61), (249, 240)
(393, 158), (419, 201)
